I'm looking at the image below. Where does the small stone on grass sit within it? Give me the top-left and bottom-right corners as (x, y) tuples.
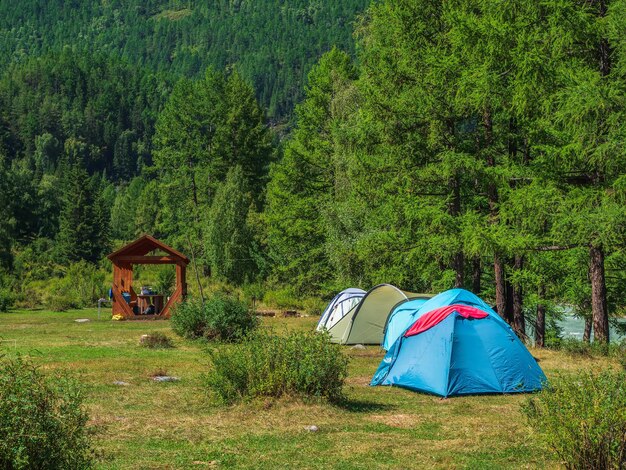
(74, 318), (90, 323)
(305, 425), (319, 432)
(351, 344), (366, 350)
(153, 376), (180, 382)
(112, 381), (130, 386)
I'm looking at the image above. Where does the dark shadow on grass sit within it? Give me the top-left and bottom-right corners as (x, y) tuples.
(334, 397), (394, 413)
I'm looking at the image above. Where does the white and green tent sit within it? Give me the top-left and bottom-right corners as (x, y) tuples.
(324, 284), (417, 345)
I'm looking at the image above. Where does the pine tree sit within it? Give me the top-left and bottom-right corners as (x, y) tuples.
(536, 0), (626, 343)
(56, 149), (107, 264)
(214, 71), (273, 205)
(0, 157), (13, 269)
(205, 165), (254, 284)
(152, 71), (226, 250)
(265, 48), (357, 294)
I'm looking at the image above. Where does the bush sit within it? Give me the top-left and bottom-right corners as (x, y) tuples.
(47, 294), (81, 312)
(262, 287), (301, 310)
(43, 261), (107, 311)
(140, 332), (174, 349)
(559, 337), (592, 356)
(0, 357), (93, 469)
(171, 294), (257, 342)
(0, 288), (15, 312)
(204, 330), (349, 404)
(263, 287), (325, 314)
(522, 370), (626, 469)
(556, 337), (624, 359)
(154, 266), (176, 298)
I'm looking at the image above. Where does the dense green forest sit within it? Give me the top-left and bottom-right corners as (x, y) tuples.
(0, 0), (369, 119)
(1, 0), (625, 346)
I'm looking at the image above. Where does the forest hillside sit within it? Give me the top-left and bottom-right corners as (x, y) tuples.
(0, 0), (369, 119)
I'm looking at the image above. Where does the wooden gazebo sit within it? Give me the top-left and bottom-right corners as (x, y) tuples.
(107, 235), (189, 319)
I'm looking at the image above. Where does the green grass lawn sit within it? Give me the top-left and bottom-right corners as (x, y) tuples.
(0, 308), (619, 469)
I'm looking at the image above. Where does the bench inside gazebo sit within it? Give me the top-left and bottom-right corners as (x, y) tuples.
(107, 235), (189, 320)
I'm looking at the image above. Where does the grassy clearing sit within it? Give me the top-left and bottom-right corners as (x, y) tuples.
(0, 309), (620, 469)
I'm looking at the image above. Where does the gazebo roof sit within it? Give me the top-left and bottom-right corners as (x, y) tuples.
(107, 235), (189, 265)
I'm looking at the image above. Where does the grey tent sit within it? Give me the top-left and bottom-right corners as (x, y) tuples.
(316, 288), (366, 332)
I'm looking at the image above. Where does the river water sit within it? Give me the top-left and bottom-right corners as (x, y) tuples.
(557, 315), (626, 342)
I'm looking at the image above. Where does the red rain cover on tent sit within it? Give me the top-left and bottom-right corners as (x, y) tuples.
(404, 304), (488, 337)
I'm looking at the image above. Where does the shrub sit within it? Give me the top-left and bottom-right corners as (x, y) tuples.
(47, 294), (81, 312)
(556, 337), (624, 358)
(241, 282), (265, 306)
(42, 261), (107, 311)
(262, 287), (325, 314)
(0, 357), (93, 469)
(154, 266), (176, 298)
(62, 261), (106, 306)
(171, 293), (257, 342)
(204, 330), (349, 404)
(262, 287), (300, 310)
(559, 337), (592, 356)
(0, 288), (15, 312)
(522, 370), (626, 469)
(140, 332), (174, 349)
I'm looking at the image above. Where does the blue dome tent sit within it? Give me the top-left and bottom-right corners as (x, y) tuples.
(381, 288), (507, 350)
(382, 297), (430, 350)
(372, 289), (546, 397)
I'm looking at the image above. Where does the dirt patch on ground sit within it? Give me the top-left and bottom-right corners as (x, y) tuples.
(347, 375), (373, 387)
(368, 413), (420, 429)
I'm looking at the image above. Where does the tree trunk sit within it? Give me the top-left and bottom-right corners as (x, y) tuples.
(597, 0), (611, 77)
(588, 0), (610, 346)
(583, 316), (593, 343)
(472, 256), (481, 294)
(512, 256), (525, 339)
(505, 275), (514, 326)
(449, 174), (464, 288)
(535, 290), (546, 348)
(494, 253), (507, 321)
(589, 245), (609, 344)
(453, 252), (464, 288)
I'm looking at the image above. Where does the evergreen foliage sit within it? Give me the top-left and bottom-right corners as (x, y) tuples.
(0, 0), (369, 119)
(265, 48), (358, 294)
(265, 0), (626, 343)
(205, 166), (255, 284)
(56, 156), (109, 264)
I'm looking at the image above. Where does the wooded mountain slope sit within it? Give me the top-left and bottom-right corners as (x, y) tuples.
(0, 0), (369, 119)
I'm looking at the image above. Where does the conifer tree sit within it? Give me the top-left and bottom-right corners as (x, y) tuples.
(214, 71), (273, 205)
(265, 48), (357, 293)
(205, 165), (254, 284)
(56, 143), (108, 264)
(537, 0), (626, 343)
(0, 157), (13, 269)
(152, 70), (227, 251)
